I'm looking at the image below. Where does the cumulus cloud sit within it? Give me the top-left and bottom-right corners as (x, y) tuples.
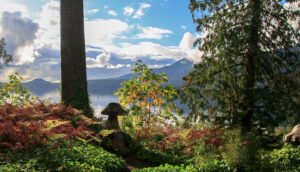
(123, 7), (135, 16)
(108, 10), (118, 16)
(133, 3), (151, 19)
(0, 11), (39, 64)
(135, 26), (173, 39)
(85, 19), (129, 50)
(86, 52), (127, 69)
(35, 0), (60, 51)
(86, 52), (110, 68)
(179, 32), (203, 63)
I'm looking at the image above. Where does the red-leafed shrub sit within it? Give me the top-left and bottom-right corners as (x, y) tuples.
(187, 128), (224, 147)
(0, 102), (99, 150)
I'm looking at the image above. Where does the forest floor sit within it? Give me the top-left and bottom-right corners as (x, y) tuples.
(124, 153), (156, 170)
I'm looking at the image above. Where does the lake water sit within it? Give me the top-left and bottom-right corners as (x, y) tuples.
(36, 91), (119, 118)
(36, 91), (188, 118)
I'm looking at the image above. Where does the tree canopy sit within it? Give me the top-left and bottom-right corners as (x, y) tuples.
(181, 0), (300, 134)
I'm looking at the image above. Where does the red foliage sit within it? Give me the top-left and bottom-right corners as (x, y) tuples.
(187, 128), (224, 147)
(0, 102), (96, 151)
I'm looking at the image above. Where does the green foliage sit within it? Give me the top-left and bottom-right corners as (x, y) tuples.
(182, 0), (300, 133)
(137, 147), (187, 165)
(187, 157), (235, 172)
(0, 37), (12, 67)
(100, 130), (139, 156)
(115, 60), (182, 128)
(262, 143), (300, 172)
(69, 78), (94, 118)
(221, 128), (259, 171)
(0, 140), (126, 172)
(133, 164), (197, 172)
(0, 73), (36, 106)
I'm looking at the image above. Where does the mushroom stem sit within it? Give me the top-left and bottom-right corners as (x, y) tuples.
(105, 115), (120, 130)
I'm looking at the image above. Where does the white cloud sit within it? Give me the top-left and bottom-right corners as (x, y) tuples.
(0, 11), (39, 64)
(181, 25), (187, 29)
(179, 32), (203, 63)
(85, 19), (129, 50)
(35, 0), (60, 51)
(118, 42), (184, 61)
(86, 52), (126, 69)
(133, 3), (151, 19)
(86, 52), (110, 68)
(148, 64), (171, 69)
(0, 59), (61, 82)
(0, 0), (29, 17)
(123, 7), (134, 16)
(87, 9), (99, 14)
(135, 26), (173, 39)
(108, 10), (118, 16)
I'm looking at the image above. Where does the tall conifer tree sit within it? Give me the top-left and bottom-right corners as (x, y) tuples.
(181, 0), (299, 134)
(60, 0), (92, 117)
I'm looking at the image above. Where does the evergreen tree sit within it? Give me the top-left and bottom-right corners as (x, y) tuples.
(60, 0), (92, 117)
(0, 38), (12, 68)
(181, 0), (299, 134)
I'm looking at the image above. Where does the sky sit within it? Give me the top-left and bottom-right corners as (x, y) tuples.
(0, 0), (203, 82)
(0, 0), (298, 83)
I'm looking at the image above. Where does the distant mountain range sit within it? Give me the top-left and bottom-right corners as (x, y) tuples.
(22, 58), (194, 96)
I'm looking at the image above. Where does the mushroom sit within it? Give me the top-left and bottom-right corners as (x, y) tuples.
(101, 102), (127, 130)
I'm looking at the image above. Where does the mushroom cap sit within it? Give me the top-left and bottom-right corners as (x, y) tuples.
(101, 102), (127, 116)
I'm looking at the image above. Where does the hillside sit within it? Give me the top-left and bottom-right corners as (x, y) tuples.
(23, 58), (194, 96)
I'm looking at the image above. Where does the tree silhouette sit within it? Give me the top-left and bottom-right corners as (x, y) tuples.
(60, 0), (92, 117)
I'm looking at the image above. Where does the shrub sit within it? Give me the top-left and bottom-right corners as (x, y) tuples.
(0, 102), (100, 150)
(0, 140), (127, 172)
(137, 147), (186, 165)
(132, 163), (197, 172)
(100, 130), (139, 156)
(265, 143), (300, 172)
(221, 128), (259, 171)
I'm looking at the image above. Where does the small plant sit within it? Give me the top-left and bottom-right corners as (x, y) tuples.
(0, 73), (36, 106)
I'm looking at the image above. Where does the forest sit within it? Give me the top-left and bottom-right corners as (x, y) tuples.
(0, 0), (299, 171)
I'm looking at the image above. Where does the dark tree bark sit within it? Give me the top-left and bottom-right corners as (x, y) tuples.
(241, 0), (261, 135)
(60, 0), (92, 117)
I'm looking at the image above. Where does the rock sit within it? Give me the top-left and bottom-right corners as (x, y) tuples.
(283, 124), (300, 143)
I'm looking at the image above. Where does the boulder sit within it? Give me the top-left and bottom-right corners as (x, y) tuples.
(283, 124), (300, 143)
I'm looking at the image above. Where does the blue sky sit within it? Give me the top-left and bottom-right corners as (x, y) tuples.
(0, 0), (298, 82)
(0, 0), (204, 82)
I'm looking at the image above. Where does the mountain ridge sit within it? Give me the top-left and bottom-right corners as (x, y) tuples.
(23, 58), (194, 96)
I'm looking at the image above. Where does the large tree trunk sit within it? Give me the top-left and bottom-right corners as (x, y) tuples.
(60, 0), (92, 117)
(241, 0), (261, 135)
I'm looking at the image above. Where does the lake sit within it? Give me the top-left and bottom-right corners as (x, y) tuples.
(36, 90), (189, 118)
(36, 91), (119, 118)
